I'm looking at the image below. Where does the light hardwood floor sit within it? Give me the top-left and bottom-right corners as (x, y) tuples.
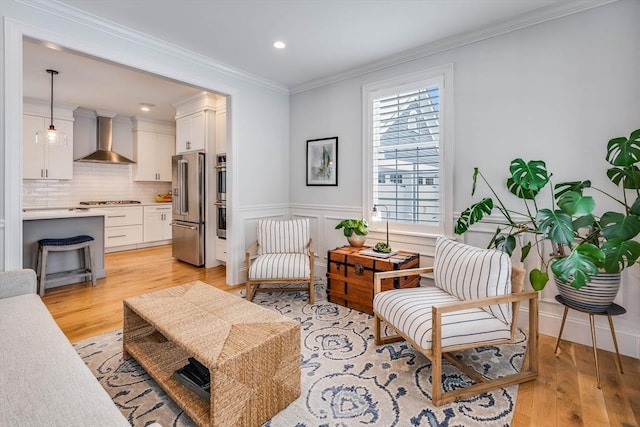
(41, 245), (639, 427)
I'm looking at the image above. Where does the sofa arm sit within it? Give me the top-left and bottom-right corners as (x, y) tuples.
(0, 269), (38, 299)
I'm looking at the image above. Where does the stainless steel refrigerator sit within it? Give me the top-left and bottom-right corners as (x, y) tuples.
(171, 152), (205, 266)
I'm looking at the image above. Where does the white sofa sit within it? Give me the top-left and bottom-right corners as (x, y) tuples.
(0, 269), (130, 426)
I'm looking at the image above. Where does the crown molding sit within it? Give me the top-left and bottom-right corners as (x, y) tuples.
(18, 0), (290, 95)
(290, 0), (619, 94)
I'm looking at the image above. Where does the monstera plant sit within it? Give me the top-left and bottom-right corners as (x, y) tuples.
(454, 128), (640, 292)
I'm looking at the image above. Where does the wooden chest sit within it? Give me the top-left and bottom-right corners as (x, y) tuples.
(326, 246), (420, 314)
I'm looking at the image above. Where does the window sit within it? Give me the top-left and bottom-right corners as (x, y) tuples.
(363, 65), (453, 235)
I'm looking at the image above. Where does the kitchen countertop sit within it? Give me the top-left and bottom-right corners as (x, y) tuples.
(22, 202), (171, 212)
(22, 208), (111, 221)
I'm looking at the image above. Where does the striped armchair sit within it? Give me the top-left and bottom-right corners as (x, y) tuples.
(373, 236), (538, 406)
(245, 218), (315, 303)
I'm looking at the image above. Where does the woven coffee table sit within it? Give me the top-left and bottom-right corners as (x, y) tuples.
(122, 281), (301, 427)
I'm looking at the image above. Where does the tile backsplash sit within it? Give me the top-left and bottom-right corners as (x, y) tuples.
(23, 162), (171, 207)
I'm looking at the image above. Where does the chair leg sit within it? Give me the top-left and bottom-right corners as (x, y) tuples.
(308, 277), (315, 305)
(87, 243), (96, 287)
(38, 246), (48, 297)
(374, 314), (382, 345)
(246, 279), (257, 301)
(431, 354), (443, 406)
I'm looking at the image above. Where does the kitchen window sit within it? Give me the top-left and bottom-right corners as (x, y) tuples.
(362, 64), (453, 236)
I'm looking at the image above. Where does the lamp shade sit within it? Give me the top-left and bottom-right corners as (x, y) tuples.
(36, 126), (67, 146)
(37, 69), (67, 146)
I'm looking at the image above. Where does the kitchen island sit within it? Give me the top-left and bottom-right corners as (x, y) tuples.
(23, 208), (107, 291)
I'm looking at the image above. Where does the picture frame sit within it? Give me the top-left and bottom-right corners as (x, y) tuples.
(306, 137), (338, 186)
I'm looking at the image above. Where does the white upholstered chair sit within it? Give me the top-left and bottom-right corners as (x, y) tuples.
(245, 218), (315, 303)
(373, 236), (538, 406)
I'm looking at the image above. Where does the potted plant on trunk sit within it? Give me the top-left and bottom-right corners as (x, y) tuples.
(335, 219), (369, 247)
(454, 128), (640, 312)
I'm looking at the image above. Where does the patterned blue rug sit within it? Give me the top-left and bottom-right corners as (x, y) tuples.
(74, 284), (526, 426)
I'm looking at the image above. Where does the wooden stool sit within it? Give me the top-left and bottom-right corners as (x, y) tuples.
(36, 235), (96, 296)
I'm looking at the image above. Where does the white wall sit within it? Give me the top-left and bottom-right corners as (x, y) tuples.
(289, 0), (640, 357)
(0, 1), (291, 285)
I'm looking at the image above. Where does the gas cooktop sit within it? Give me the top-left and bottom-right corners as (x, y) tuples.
(79, 200), (141, 205)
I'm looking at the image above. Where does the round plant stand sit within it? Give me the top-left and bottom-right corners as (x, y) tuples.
(554, 294), (625, 389)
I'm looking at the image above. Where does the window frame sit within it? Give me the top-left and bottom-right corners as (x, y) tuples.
(362, 64), (454, 238)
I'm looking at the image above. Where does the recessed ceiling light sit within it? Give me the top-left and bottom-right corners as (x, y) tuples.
(273, 41), (286, 49)
(139, 103), (155, 112)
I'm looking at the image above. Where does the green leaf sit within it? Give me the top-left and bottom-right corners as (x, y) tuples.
(454, 198), (494, 234)
(509, 159), (550, 191)
(572, 214), (596, 230)
(520, 241), (532, 263)
(631, 196), (640, 216)
(600, 212), (640, 240)
(556, 190), (595, 216)
(606, 166), (640, 189)
(535, 208), (575, 245)
(602, 238), (640, 273)
(551, 243), (605, 289)
(506, 177), (538, 200)
(494, 235), (516, 256)
(471, 167), (479, 196)
(554, 180), (591, 199)
(529, 268), (549, 291)
(606, 130), (640, 167)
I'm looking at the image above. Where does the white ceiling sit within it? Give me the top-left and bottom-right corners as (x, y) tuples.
(23, 0), (602, 122)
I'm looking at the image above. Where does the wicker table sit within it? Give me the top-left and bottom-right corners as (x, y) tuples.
(123, 281), (300, 427)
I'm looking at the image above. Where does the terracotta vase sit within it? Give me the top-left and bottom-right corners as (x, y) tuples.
(347, 234), (366, 247)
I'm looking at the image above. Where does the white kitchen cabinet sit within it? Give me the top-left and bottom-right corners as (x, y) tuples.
(214, 104), (227, 155)
(102, 206), (143, 249)
(215, 237), (227, 263)
(175, 111), (206, 153)
(143, 205), (172, 242)
(133, 130), (175, 181)
(23, 114), (74, 180)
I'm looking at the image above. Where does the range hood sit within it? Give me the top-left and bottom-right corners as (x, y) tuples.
(75, 116), (135, 164)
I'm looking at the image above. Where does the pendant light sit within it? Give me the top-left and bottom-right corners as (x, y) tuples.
(36, 69), (67, 146)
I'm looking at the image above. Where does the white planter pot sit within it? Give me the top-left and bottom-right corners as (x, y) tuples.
(347, 234), (366, 247)
(554, 273), (621, 313)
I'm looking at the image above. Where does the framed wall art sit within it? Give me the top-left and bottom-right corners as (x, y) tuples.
(306, 136), (338, 186)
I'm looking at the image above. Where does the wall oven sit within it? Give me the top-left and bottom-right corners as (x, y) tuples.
(215, 154), (227, 238)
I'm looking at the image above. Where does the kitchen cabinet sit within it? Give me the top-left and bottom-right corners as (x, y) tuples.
(102, 206), (143, 250)
(143, 205), (172, 242)
(23, 114), (74, 180)
(175, 111), (206, 153)
(133, 130), (175, 181)
(215, 103), (227, 155)
(215, 237), (227, 263)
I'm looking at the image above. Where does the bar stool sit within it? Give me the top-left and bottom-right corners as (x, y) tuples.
(36, 235), (96, 296)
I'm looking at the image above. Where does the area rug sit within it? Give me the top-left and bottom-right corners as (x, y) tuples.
(74, 284), (526, 426)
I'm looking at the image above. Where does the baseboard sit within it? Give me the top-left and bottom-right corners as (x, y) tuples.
(518, 307), (639, 358)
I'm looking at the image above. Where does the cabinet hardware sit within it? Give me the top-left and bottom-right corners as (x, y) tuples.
(108, 235), (126, 238)
(108, 215), (126, 218)
(186, 141), (191, 149)
(41, 169), (44, 178)
(45, 169), (48, 178)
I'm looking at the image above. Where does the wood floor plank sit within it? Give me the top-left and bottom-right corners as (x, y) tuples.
(39, 244), (640, 426)
(555, 342), (584, 426)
